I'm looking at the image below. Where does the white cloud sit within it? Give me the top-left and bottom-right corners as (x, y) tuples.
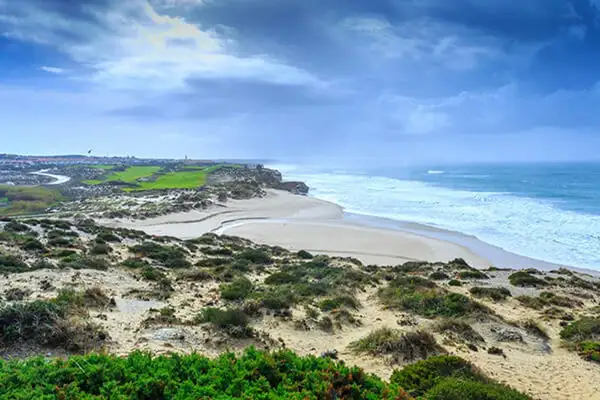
(1, 0), (321, 91)
(39, 66), (66, 74)
(341, 17), (502, 70)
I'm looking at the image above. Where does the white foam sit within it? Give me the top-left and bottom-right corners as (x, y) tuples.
(282, 169), (600, 270)
(427, 170), (445, 174)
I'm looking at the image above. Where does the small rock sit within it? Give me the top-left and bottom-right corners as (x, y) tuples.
(491, 327), (523, 342)
(152, 328), (186, 341)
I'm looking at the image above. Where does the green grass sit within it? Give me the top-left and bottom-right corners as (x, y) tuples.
(90, 164), (117, 170)
(84, 164), (236, 191)
(135, 169), (208, 190)
(0, 185), (63, 216)
(84, 166), (161, 186)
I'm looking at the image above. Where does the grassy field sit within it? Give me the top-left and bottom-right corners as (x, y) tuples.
(83, 164), (239, 191)
(83, 166), (160, 186)
(134, 170), (208, 190)
(0, 185), (63, 216)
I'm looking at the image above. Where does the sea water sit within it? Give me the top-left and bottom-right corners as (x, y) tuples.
(272, 162), (600, 270)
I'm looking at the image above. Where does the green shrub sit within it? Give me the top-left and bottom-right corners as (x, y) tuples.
(264, 272), (301, 285)
(59, 255), (110, 271)
(458, 270), (489, 280)
(297, 250), (314, 259)
(236, 248), (273, 264)
(423, 377), (531, 400)
(121, 257), (150, 269)
(258, 287), (296, 310)
(318, 295), (360, 311)
(390, 355), (485, 396)
(517, 292), (582, 310)
(197, 307), (252, 337)
(0, 300), (65, 344)
(0, 298), (108, 352)
(469, 286), (512, 301)
(560, 317), (600, 342)
(509, 271), (548, 287)
(129, 242), (189, 268)
(140, 267), (169, 282)
(201, 246), (233, 256)
(435, 318), (484, 343)
(0, 253), (30, 273)
(0, 348), (413, 399)
(178, 269), (213, 282)
(96, 231), (121, 243)
(21, 238), (45, 252)
(350, 328), (444, 363)
(448, 279), (463, 287)
(47, 237), (73, 247)
(4, 221), (30, 232)
(577, 341), (600, 363)
(89, 242), (112, 255)
(220, 277), (253, 301)
(430, 271), (450, 280)
(380, 278), (489, 318)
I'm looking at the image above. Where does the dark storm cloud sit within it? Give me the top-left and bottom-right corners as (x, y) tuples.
(2, 0), (600, 160)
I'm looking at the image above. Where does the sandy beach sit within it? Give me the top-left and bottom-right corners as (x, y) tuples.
(107, 189), (493, 268)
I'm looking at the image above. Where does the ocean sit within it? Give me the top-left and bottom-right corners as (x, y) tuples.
(272, 162), (600, 270)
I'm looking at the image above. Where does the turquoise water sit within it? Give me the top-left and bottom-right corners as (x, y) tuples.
(274, 162), (600, 270)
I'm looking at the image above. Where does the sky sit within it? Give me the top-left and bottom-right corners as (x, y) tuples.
(2, 0), (600, 165)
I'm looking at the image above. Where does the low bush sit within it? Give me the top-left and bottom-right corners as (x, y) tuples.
(201, 246), (233, 257)
(121, 257), (150, 269)
(129, 242), (189, 268)
(318, 295), (360, 311)
(89, 242), (112, 255)
(297, 250), (314, 259)
(0, 298), (107, 352)
(3, 221), (30, 233)
(560, 317), (600, 342)
(140, 267), (169, 283)
(236, 248), (273, 264)
(47, 237), (73, 247)
(435, 318), (484, 343)
(96, 231), (121, 243)
(448, 279), (463, 287)
(59, 255), (110, 271)
(0, 348), (414, 399)
(349, 328), (444, 363)
(429, 271), (450, 280)
(264, 272), (302, 285)
(178, 268), (213, 282)
(390, 355), (485, 396)
(379, 278), (489, 318)
(0, 253), (30, 273)
(220, 277), (253, 301)
(423, 377), (531, 400)
(21, 238), (45, 252)
(487, 346), (505, 356)
(458, 270), (489, 280)
(517, 292), (582, 310)
(509, 271), (548, 287)
(257, 287), (297, 310)
(197, 307), (253, 337)
(469, 286), (512, 301)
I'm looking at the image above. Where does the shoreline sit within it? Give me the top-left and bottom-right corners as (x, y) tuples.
(104, 189), (591, 272)
(30, 169), (71, 185)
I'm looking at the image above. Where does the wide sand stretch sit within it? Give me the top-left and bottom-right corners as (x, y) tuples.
(107, 189), (489, 268)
